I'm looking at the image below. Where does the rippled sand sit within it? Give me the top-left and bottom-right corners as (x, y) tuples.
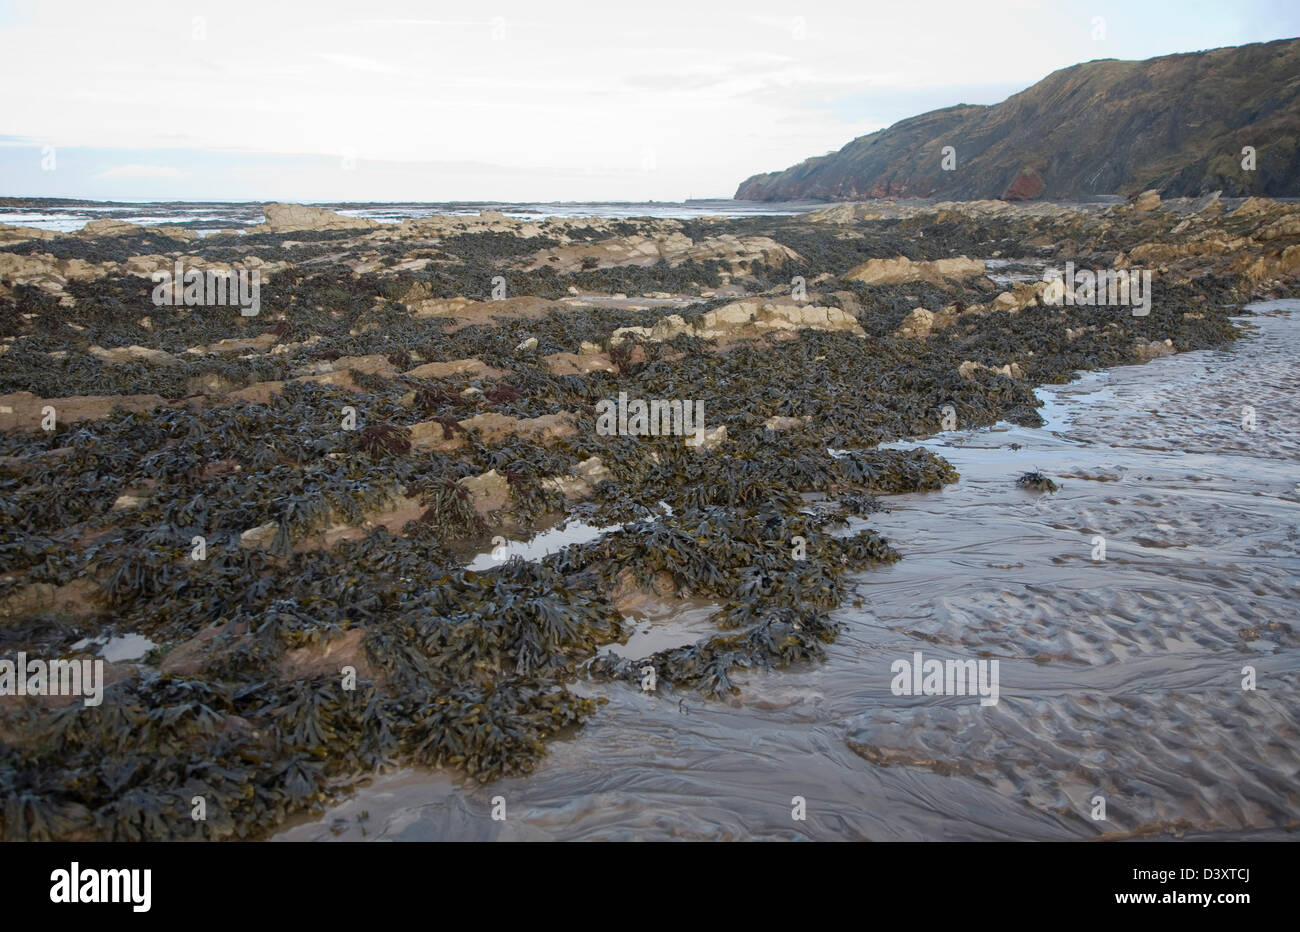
(277, 301), (1300, 841)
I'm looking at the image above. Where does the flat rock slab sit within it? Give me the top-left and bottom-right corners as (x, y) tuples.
(0, 391), (167, 431)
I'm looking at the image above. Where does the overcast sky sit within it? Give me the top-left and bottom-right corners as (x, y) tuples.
(1, 0), (1296, 201)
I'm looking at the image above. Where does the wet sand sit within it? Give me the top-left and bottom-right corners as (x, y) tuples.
(277, 302), (1300, 842)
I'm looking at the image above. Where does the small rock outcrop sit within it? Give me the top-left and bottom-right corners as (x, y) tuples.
(611, 298), (865, 346)
(252, 203), (380, 233)
(846, 256), (985, 286)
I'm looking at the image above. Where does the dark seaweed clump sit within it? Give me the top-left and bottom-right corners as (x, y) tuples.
(576, 505), (901, 695)
(1016, 470), (1059, 493)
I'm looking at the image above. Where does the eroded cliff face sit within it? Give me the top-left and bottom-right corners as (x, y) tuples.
(736, 38), (1300, 202)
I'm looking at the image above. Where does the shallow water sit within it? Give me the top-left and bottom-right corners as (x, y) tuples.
(984, 257), (1049, 287)
(0, 199), (825, 233)
(69, 632), (157, 663)
(276, 301), (1300, 841)
(464, 519), (619, 572)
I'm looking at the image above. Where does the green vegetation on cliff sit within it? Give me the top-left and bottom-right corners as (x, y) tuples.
(736, 38), (1300, 201)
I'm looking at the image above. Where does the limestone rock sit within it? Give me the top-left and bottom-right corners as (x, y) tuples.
(240, 522), (280, 550)
(0, 223), (61, 245)
(1133, 190), (1162, 211)
(403, 358), (504, 380)
(90, 344), (182, 367)
(291, 354), (396, 378)
(458, 411), (580, 445)
(693, 425), (728, 450)
(459, 470), (511, 515)
(253, 203), (380, 233)
(542, 456), (613, 500)
(989, 282), (1041, 314)
(186, 372), (243, 397)
(575, 455), (612, 485)
(187, 333), (279, 356)
(544, 352), (618, 375)
(611, 298), (864, 346)
(0, 391), (166, 431)
(1258, 211), (1300, 241)
(1194, 191), (1223, 216)
(1280, 244), (1300, 276)
(958, 360), (1024, 380)
(1133, 338), (1176, 362)
(764, 415), (811, 430)
(408, 419), (467, 452)
(1232, 196), (1277, 217)
(80, 218), (147, 237)
(846, 255), (985, 285)
(526, 232), (800, 273)
(0, 252), (112, 292)
(0, 577), (102, 621)
(896, 308), (936, 339)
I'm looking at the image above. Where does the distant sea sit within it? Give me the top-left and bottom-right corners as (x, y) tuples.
(0, 199), (827, 233)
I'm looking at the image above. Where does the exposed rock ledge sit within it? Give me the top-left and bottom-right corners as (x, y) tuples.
(846, 255), (986, 286)
(248, 203), (381, 234)
(611, 298), (865, 346)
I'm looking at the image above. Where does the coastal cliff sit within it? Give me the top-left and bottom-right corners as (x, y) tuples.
(736, 38), (1300, 202)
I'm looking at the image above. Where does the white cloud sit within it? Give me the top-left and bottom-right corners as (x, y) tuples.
(313, 53), (402, 75)
(97, 164), (187, 179)
(0, 0), (1292, 199)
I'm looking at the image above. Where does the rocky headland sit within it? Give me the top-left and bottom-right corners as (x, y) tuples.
(736, 38), (1300, 202)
